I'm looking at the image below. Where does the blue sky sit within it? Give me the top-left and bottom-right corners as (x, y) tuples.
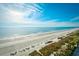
(0, 3), (79, 27)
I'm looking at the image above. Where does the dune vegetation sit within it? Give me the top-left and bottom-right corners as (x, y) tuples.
(29, 30), (79, 56)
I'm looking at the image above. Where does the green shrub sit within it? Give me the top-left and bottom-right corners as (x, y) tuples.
(29, 30), (79, 56)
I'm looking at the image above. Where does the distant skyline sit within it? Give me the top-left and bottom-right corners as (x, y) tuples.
(0, 3), (79, 27)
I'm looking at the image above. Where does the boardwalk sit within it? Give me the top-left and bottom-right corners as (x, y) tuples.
(73, 43), (79, 56)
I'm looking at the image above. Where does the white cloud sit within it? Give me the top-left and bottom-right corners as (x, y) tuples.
(20, 20), (79, 27)
(0, 4), (79, 27)
(70, 16), (79, 22)
(0, 3), (43, 24)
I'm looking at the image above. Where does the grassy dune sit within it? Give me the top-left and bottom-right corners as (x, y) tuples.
(29, 30), (79, 56)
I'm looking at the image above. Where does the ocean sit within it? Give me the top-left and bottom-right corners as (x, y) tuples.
(0, 27), (77, 40)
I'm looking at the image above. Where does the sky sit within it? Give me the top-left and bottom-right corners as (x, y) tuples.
(0, 3), (79, 27)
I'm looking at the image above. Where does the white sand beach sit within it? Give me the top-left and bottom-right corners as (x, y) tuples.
(0, 28), (78, 56)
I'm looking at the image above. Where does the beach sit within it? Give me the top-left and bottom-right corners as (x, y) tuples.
(0, 28), (78, 56)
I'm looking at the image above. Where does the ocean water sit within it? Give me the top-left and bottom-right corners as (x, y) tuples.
(0, 27), (77, 40)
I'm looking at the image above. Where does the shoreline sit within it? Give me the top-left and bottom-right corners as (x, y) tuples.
(0, 28), (78, 56)
(0, 29), (72, 44)
(0, 28), (77, 40)
(29, 29), (79, 56)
